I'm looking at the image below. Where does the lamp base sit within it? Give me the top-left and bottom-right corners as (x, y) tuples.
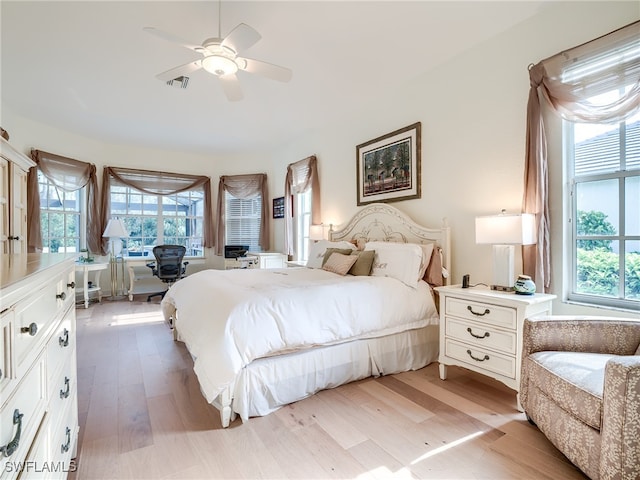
(491, 285), (515, 292)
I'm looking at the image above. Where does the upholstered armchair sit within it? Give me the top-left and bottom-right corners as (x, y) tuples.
(520, 315), (640, 480)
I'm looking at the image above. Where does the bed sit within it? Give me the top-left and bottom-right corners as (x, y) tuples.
(161, 203), (451, 427)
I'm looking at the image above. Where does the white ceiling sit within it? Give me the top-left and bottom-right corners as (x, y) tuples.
(1, 1), (545, 156)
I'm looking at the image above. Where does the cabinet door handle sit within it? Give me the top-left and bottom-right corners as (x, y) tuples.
(466, 349), (490, 362)
(466, 327), (490, 339)
(7, 236), (20, 241)
(59, 328), (69, 347)
(60, 376), (70, 399)
(67, 281), (76, 289)
(20, 322), (38, 336)
(0, 409), (24, 457)
(467, 305), (490, 316)
(61, 427), (71, 453)
(56, 292), (66, 300)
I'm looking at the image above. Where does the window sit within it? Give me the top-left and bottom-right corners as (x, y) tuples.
(566, 98), (640, 310)
(225, 190), (262, 251)
(295, 190), (312, 262)
(38, 170), (84, 253)
(110, 184), (205, 257)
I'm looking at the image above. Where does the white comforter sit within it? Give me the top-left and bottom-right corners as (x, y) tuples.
(161, 267), (438, 403)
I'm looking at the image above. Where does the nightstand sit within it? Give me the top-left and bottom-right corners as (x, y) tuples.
(434, 285), (556, 410)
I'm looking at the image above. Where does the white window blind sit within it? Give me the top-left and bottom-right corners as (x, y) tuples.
(225, 191), (262, 251)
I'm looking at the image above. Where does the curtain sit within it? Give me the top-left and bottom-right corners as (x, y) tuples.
(100, 166), (214, 255)
(523, 21), (640, 293)
(284, 155), (321, 256)
(27, 150), (100, 254)
(215, 173), (269, 256)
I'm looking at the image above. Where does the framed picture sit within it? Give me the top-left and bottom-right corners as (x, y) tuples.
(356, 122), (421, 206)
(272, 197), (285, 219)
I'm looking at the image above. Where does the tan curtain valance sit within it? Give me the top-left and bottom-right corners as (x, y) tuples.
(523, 21), (640, 293)
(27, 149), (101, 254)
(100, 166), (214, 255)
(284, 155), (321, 256)
(215, 173), (269, 256)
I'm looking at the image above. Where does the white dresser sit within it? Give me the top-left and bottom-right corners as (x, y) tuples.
(435, 285), (555, 410)
(1, 254), (78, 479)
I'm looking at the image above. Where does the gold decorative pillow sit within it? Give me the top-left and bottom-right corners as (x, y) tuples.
(322, 248), (355, 266)
(348, 250), (375, 276)
(322, 252), (358, 276)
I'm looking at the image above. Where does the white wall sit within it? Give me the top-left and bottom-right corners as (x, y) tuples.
(3, 2), (638, 315)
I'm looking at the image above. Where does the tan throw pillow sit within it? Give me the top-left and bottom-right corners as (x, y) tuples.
(322, 248), (355, 266)
(322, 252), (358, 276)
(349, 250), (375, 276)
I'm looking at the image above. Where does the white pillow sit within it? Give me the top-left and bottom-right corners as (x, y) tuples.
(418, 243), (435, 280)
(364, 241), (424, 288)
(306, 240), (356, 268)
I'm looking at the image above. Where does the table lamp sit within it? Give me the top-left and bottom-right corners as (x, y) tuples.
(102, 218), (128, 297)
(309, 224), (325, 242)
(475, 210), (536, 291)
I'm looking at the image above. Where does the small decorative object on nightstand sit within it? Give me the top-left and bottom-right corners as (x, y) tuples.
(435, 285), (555, 411)
(514, 275), (536, 295)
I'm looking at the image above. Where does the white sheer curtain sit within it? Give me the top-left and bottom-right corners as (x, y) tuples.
(523, 21), (640, 292)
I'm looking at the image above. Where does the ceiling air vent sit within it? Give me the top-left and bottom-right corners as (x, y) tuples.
(166, 76), (189, 89)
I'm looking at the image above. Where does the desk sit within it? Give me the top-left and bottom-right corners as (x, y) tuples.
(124, 256), (206, 300)
(75, 261), (108, 308)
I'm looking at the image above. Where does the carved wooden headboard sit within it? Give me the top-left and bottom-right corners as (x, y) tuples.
(329, 203), (451, 284)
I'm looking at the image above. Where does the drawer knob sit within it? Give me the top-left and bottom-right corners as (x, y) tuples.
(61, 427), (72, 454)
(59, 328), (70, 347)
(21, 322), (38, 336)
(67, 281), (76, 289)
(0, 409), (23, 457)
(57, 292), (67, 301)
(7, 235), (20, 241)
(466, 349), (490, 362)
(466, 327), (490, 339)
(60, 376), (71, 399)
(467, 305), (490, 317)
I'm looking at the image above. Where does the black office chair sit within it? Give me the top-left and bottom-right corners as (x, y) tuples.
(146, 245), (189, 302)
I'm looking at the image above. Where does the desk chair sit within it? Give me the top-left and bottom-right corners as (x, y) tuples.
(146, 245), (189, 302)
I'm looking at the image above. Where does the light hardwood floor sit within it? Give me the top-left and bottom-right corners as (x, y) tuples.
(72, 298), (586, 479)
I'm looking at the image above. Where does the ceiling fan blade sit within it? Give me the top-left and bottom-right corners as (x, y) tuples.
(143, 27), (202, 53)
(221, 23), (261, 55)
(218, 73), (243, 102)
(155, 60), (202, 82)
(237, 57), (292, 83)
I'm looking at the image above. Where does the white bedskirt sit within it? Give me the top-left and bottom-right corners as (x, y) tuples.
(229, 324), (439, 421)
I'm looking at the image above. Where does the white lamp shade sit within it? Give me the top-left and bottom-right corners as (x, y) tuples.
(475, 213), (536, 246)
(103, 218), (128, 238)
(309, 224), (324, 241)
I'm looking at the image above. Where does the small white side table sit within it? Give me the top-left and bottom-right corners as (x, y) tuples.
(75, 261), (108, 308)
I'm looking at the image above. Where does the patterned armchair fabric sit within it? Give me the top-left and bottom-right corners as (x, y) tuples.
(520, 315), (640, 480)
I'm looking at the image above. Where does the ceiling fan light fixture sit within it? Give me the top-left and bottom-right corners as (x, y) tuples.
(202, 54), (238, 76)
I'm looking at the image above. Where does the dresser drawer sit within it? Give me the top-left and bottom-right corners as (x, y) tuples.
(0, 355), (47, 477)
(444, 338), (517, 380)
(13, 287), (59, 377)
(46, 311), (75, 387)
(47, 354), (76, 429)
(445, 318), (517, 355)
(48, 395), (78, 477)
(445, 297), (516, 330)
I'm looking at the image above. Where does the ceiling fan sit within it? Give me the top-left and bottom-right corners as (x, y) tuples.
(144, 3), (292, 101)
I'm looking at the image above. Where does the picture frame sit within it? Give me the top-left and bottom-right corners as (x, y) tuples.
(272, 197), (285, 219)
(356, 122), (421, 206)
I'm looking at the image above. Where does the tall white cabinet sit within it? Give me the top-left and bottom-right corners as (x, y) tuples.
(0, 138), (35, 255)
(1, 254), (78, 479)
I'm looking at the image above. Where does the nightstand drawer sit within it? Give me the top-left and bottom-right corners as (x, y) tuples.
(445, 339), (516, 379)
(445, 297), (516, 330)
(445, 318), (517, 355)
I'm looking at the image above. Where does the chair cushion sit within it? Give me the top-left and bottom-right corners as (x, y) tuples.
(526, 351), (614, 431)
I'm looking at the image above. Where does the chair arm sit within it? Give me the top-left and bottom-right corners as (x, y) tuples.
(600, 356), (640, 479)
(522, 316), (640, 358)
